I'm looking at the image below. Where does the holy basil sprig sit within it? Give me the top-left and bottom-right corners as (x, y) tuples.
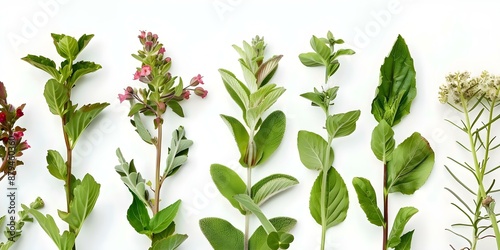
(352, 35), (435, 250)
(439, 71), (500, 250)
(22, 33), (109, 250)
(200, 36), (298, 250)
(115, 31), (206, 250)
(297, 31), (359, 250)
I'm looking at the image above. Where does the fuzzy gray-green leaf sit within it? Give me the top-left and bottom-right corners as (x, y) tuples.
(210, 164), (246, 214)
(221, 114), (249, 163)
(251, 174), (298, 206)
(199, 218), (243, 250)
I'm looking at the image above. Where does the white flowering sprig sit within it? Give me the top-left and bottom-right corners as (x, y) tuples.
(440, 71), (500, 250)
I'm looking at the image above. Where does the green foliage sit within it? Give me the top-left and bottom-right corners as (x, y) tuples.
(199, 218), (244, 250)
(164, 126), (193, 177)
(221, 114), (249, 164)
(64, 102), (109, 149)
(115, 148), (149, 206)
(371, 120), (395, 163)
(127, 192), (150, 234)
(254, 110), (286, 166)
(47, 150), (67, 181)
(297, 130), (334, 171)
(352, 177), (384, 227)
(210, 164), (247, 214)
(249, 217), (296, 250)
(0, 198), (44, 250)
(150, 234), (188, 250)
(387, 207), (418, 248)
(251, 174), (298, 206)
(326, 110), (361, 138)
(43, 79), (69, 116)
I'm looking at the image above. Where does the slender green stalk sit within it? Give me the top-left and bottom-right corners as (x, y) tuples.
(383, 165), (388, 250)
(153, 122), (163, 215)
(244, 132), (255, 250)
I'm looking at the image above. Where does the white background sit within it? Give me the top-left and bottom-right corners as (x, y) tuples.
(1, 0), (500, 249)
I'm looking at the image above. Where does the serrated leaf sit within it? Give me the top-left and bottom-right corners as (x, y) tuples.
(310, 168), (349, 228)
(371, 35), (416, 126)
(21, 55), (60, 79)
(68, 61), (101, 86)
(311, 35), (330, 61)
(254, 110), (286, 165)
(219, 69), (249, 113)
(251, 174), (298, 206)
(234, 194), (276, 234)
(210, 164), (246, 214)
(387, 207), (418, 248)
(46, 150), (67, 181)
(77, 34), (94, 53)
(127, 191), (150, 234)
(387, 133), (434, 194)
(326, 110), (361, 138)
(64, 102), (109, 148)
(256, 55), (282, 87)
(132, 113), (152, 144)
(297, 131), (333, 171)
(394, 230), (414, 250)
(352, 177), (384, 227)
(58, 174), (100, 235)
(151, 234), (188, 250)
(249, 217), (296, 250)
(199, 218), (243, 250)
(221, 114), (249, 163)
(148, 200), (180, 234)
(371, 120), (395, 163)
(164, 126), (192, 177)
(52, 34), (79, 60)
(115, 148), (149, 206)
(299, 52), (324, 67)
(44, 79), (69, 116)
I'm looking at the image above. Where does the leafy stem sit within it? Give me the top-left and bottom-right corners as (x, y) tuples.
(383, 163), (388, 250)
(153, 119), (163, 215)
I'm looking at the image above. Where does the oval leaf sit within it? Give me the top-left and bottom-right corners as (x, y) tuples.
(210, 164), (246, 214)
(148, 200), (181, 234)
(220, 114), (249, 163)
(150, 234), (188, 250)
(199, 218), (243, 250)
(297, 131), (333, 171)
(352, 177), (384, 227)
(326, 110), (361, 138)
(387, 207), (418, 248)
(44, 79), (69, 116)
(254, 110), (286, 165)
(371, 120), (395, 163)
(251, 174), (299, 206)
(298, 52), (324, 67)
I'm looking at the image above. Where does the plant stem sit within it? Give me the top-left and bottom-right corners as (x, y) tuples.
(383, 163), (388, 250)
(320, 135), (333, 250)
(244, 132), (255, 250)
(153, 122), (163, 215)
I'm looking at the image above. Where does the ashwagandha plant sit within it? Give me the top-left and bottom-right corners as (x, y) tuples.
(22, 33), (109, 250)
(114, 30), (207, 250)
(296, 31), (359, 250)
(352, 35), (435, 250)
(0, 81), (42, 250)
(438, 71), (500, 250)
(199, 36), (298, 250)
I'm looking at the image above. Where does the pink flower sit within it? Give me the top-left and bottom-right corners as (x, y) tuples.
(194, 87), (208, 98)
(16, 108), (23, 118)
(145, 41), (153, 52)
(190, 74), (204, 86)
(158, 47), (166, 54)
(165, 57), (171, 63)
(20, 140), (30, 150)
(118, 88), (134, 103)
(139, 30), (146, 39)
(133, 71), (141, 80)
(140, 65), (151, 77)
(13, 131), (23, 140)
(183, 90), (191, 100)
(0, 112), (6, 123)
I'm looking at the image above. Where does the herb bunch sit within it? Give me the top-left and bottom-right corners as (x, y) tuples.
(297, 31), (359, 250)
(439, 71), (500, 250)
(200, 36), (298, 250)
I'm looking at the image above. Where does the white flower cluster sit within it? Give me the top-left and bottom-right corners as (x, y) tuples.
(438, 71), (500, 104)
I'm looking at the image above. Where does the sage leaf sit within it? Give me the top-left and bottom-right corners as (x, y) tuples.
(246, 86), (285, 129)
(127, 191), (150, 234)
(21, 55), (60, 79)
(251, 174), (298, 206)
(150, 234), (188, 250)
(297, 131), (333, 171)
(219, 68), (250, 113)
(371, 120), (395, 163)
(164, 126), (192, 177)
(326, 110), (361, 138)
(387, 207), (418, 248)
(394, 230), (414, 250)
(148, 200), (181, 234)
(240, 61), (257, 92)
(199, 218), (243, 250)
(64, 102), (109, 149)
(249, 217), (296, 250)
(220, 114), (249, 163)
(132, 113), (153, 144)
(210, 164), (246, 214)
(254, 110), (286, 165)
(234, 194), (276, 234)
(44, 79), (69, 116)
(256, 55), (282, 87)
(115, 148), (149, 206)
(46, 150), (67, 181)
(352, 177), (384, 227)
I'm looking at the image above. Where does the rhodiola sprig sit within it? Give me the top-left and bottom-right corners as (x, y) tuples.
(200, 36), (298, 250)
(439, 71), (500, 250)
(352, 35), (435, 250)
(22, 33), (109, 250)
(115, 30), (206, 250)
(297, 31), (359, 250)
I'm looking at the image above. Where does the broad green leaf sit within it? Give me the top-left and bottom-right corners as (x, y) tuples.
(168, 100), (184, 118)
(77, 34), (94, 53)
(387, 207), (418, 248)
(27, 209), (63, 248)
(44, 79), (69, 116)
(68, 61), (102, 86)
(115, 148), (149, 206)
(210, 164), (246, 214)
(251, 174), (298, 206)
(59, 231), (76, 250)
(331, 49), (355, 60)
(371, 120), (395, 163)
(64, 102), (109, 149)
(58, 174), (100, 235)
(310, 168), (349, 228)
(298, 52), (324, 67)
(246, 87), (285, 129)
(46, 150), (67, 181)
(297, 131), (333, 171)
(148, 200), (181, 234)
(249, 217), (296, 250)
(387, 133), (435, 194)
(267, 231), (294, 250)
(151, 223), (176, 246)
(21, 55), (60, 79)
(371, 35), (416, 126)
(164, 126), (192, 177)
(310, 35), (330, 61)
(133, 113), (153, 144)
(254, 110), (286, 165)
(326, 110), (361, 138)
(199, 218), (243, 250)
(151, 234), (188, 250)
(127, 103), (143, 117)
(220, 114), (249, 163)
(352, 177), (384, 227)
(239, 60), (257, 92)
(52, 34), (79, 60)
(234, 194), (276, 234)
(327, 60), (340, 78)
(127, 191), (150, 234)
(256, 55), (282, 87)
(300, 91), (324, 108)
(394, 230), (414, 250)
(219, 69), (250, 113)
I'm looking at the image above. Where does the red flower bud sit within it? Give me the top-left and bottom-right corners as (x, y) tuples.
(194, 87), (208, 98)
(16, 108), (23, 118)
(0, 112), (6, 123)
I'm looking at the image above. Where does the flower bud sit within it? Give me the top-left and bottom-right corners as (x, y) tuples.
(482, 196), (494, 207)
(165, 57), (171, 63)
(0, 112), (6, 123)
(30, 197), (45, 209)
(190, 74), (204, 86)
(182, 90), (190, 100)
(194, 87), (208, 98)
(145, 41), (153, 52)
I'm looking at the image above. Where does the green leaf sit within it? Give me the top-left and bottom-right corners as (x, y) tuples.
(331, 49), (356, 60)
(387, 133), (435, 194)
(251, 174), (298, 206)
(148, 200), (181, 234)
(371, 120), (395, 163)
(326, 110), (361, 138)
(52, 34), (79, 60)
(199, 218), (243, 250)
(310, 168), (349, 228)
(298, 52), (324, 67)
(249, 217), (296, 250)
(21, 55), (60, 79)
(219, 69), (250, 113)
(168, 101), (184, 118)
(64, 102), (109, 149)
(234, 194), (276, 234)
(77, 34), (94, 53)
(310, 35), (330, 61)
(46, 150), (67, 181)
(387, 207), (418, 248)
(127, 191), (150, 234)
(210, 164), (246, 214)
(68, 61), (102, 87)
(58, 174), (100, 235)
(220, 115), (249, 164)
(352, 177), (384, 227)
(300, 91), (324, 108)
(254, 110), (286, 165)
(394, 230), (414, 250)
(151, 234), (188, 250)
(256, 55), (282, 87)
(246, 86), (285, 129)
(132, 113), (153, 144)
(115, 148), (149, 206)
(59, 231), (76, 250)
(297, 131), (333, 171)
(128, 103), (143, 117)
(44, 79), (69, 116)
(239, 61), (258, 92)
(27, 209), (67, 249)
(371, 35), (416, 126)
(327, 60), (340, 78)
(164, 126), (193, 178)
